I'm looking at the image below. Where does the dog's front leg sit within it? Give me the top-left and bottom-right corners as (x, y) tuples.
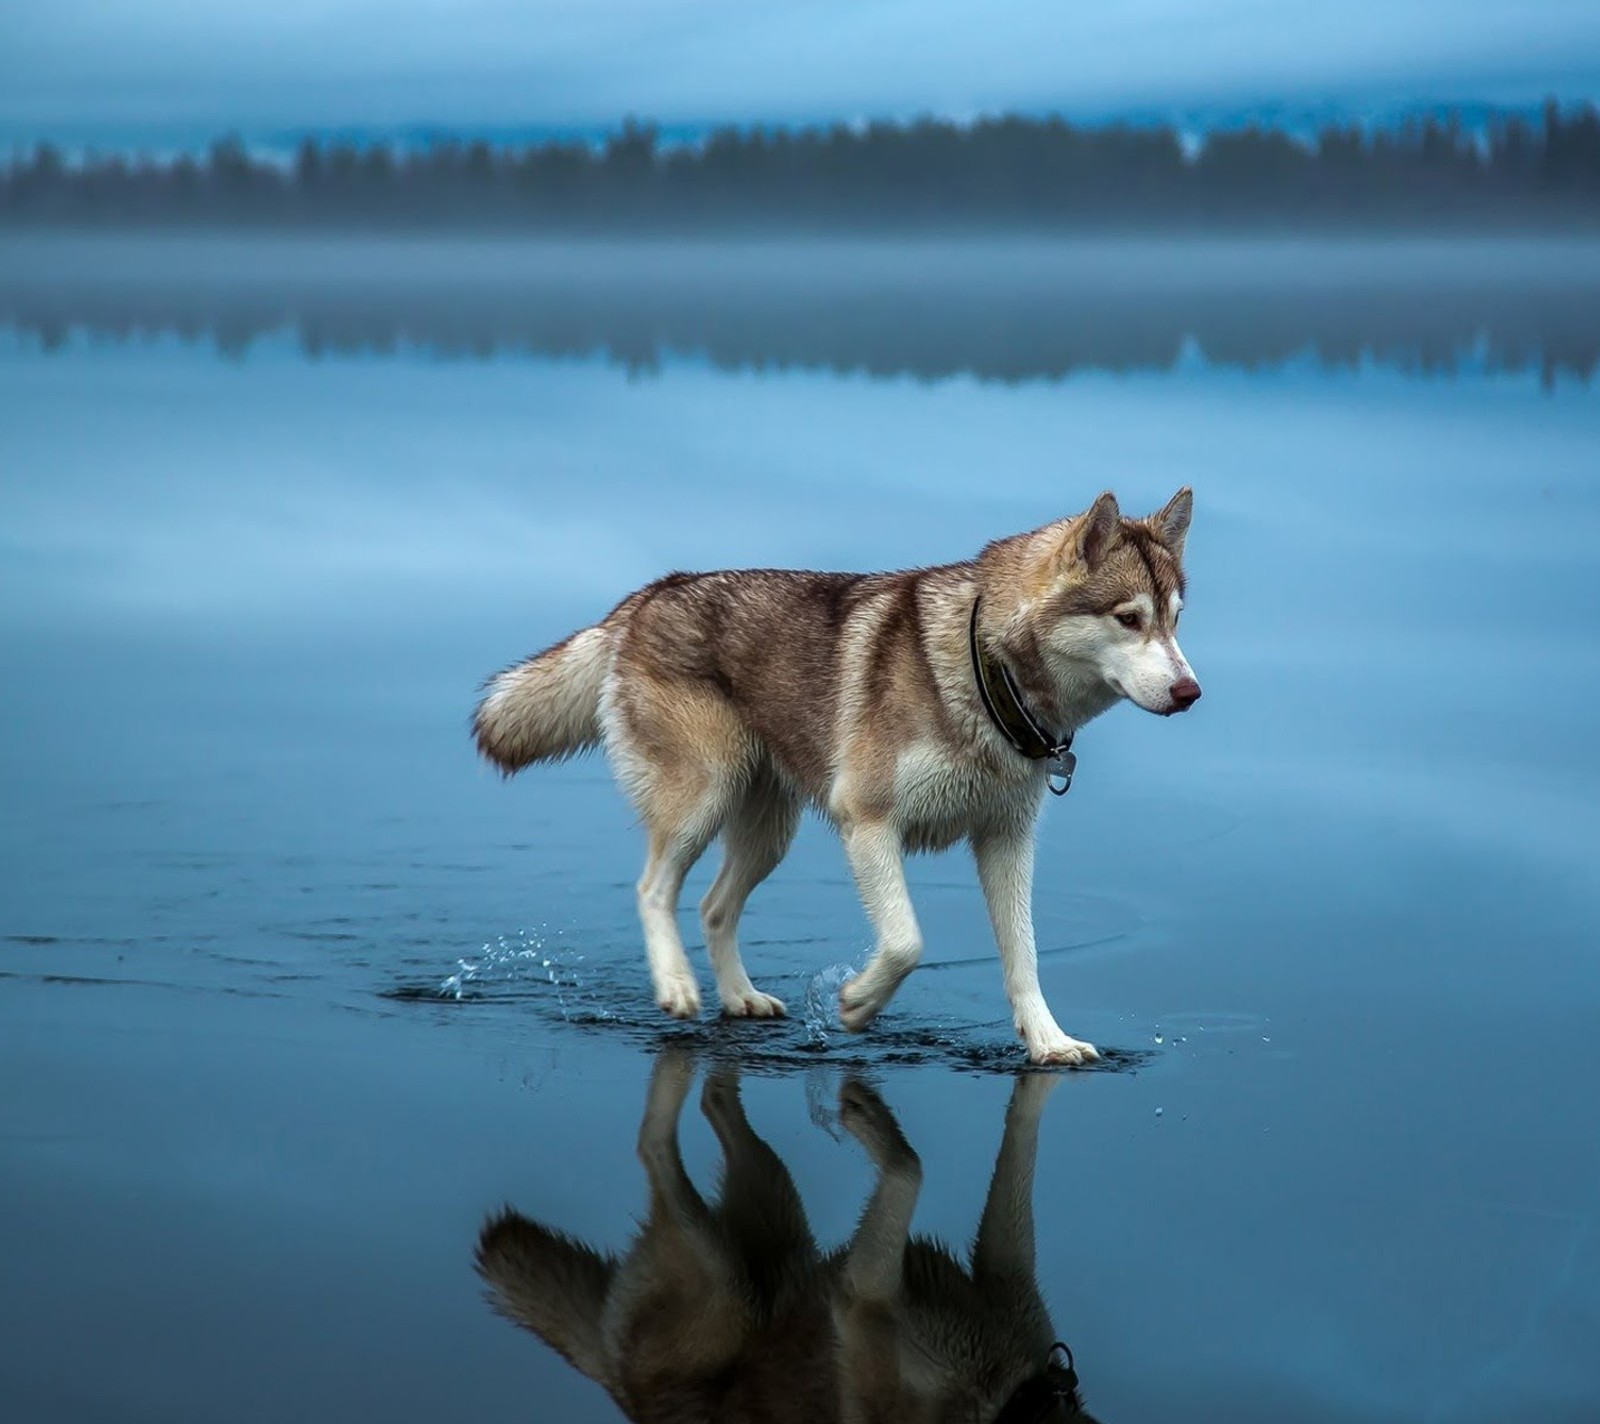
(838, 819), (923, 1032)
(972, 1073), (1057, 1284)
(972, 826), (1099, 1066)
(835, 1079), (922, 1420)
(837, 1078), (922, 1297)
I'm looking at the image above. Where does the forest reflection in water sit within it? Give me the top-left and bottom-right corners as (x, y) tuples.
(3, 234), (1598, 385)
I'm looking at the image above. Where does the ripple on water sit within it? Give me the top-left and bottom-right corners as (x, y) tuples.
(381, 934), (1150, 1076)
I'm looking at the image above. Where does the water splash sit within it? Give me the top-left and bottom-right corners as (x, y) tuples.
(388, 939), (1151, 1077)
(804, 962), (858, 1046)
(439, 929), (583, 1017)
(805, 1066), (846, 1141)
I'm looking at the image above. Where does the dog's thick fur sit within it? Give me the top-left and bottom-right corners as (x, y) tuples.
(474, 490), (1198, 1064)
(476, 1051), (1100, 1423)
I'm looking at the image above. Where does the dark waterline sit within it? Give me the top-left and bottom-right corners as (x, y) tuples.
(4, 234), (1600, 384)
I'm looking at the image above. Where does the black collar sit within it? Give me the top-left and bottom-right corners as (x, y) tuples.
(993, 1341), (1084, 1423)
(968, 598), (1077, 795)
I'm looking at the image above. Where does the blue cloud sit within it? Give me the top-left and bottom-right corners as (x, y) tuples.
(1, 0), (1596, 137)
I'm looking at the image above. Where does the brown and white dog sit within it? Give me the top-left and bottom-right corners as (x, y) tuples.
(473, 489), (1198, 1065)
(476, 1051), (1101, 1423)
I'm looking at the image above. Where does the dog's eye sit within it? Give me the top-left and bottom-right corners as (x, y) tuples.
(1115, 611), (1142, 631)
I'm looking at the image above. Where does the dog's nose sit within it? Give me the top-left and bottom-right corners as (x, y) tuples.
(1169, 677), (1202, 711)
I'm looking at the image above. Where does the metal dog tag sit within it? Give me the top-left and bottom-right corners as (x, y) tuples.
(1046, 749), (1077, 796)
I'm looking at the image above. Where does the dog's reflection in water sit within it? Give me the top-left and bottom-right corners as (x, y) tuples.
(476, 1050), (1101, 1423)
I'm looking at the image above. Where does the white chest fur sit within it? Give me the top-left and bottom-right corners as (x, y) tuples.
(891, 739), (1041, 852)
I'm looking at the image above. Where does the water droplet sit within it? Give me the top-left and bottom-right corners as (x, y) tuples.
(803, 962), (859, 1045)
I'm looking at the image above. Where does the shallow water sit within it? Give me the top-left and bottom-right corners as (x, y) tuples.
(2, 236), (1598, 1422)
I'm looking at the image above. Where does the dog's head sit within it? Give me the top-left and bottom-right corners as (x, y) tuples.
(1029, 488), (1200, 718)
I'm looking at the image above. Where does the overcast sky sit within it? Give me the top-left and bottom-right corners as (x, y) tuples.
(2, 0), (1598, 140)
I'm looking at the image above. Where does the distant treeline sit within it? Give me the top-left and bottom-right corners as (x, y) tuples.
(4, 102), (1600, 230)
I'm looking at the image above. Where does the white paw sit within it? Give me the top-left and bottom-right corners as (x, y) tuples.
(839, 1081), (919, 1171)
(650, 1048), (696, 1098)
(1028, 1034), (1100, 1067)
(656, 974), (702, 1020)
(838, 977), (884, 1033)
(720, 988), (787, 1019)
(699, 1069), (743, 1123)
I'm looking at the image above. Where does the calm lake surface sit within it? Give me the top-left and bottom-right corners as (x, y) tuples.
(2, 236), (1598, 1423)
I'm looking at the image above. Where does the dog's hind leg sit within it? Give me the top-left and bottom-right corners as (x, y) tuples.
(701, 1066), (818, 1304)
(700, 771), (799, 1018)
(612, 678), (748, 1020)
(636, 1046), (709, 1223)
(623, 1048), (751, 1380)
(637, 816), (719, 1020)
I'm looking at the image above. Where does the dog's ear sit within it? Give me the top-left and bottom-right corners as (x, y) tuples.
(1033, 492), (1120, 589)
(1073, 491), (1122, 568)
(1151, 487), (1193, 560)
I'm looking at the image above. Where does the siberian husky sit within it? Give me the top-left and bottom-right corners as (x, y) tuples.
(473, 489), (1198, 1064)
(477, 1051), (1100, 1422)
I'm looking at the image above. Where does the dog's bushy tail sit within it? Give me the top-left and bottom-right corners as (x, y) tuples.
(475, 1209), (616, 1380)
(473, 623), (610, 773)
